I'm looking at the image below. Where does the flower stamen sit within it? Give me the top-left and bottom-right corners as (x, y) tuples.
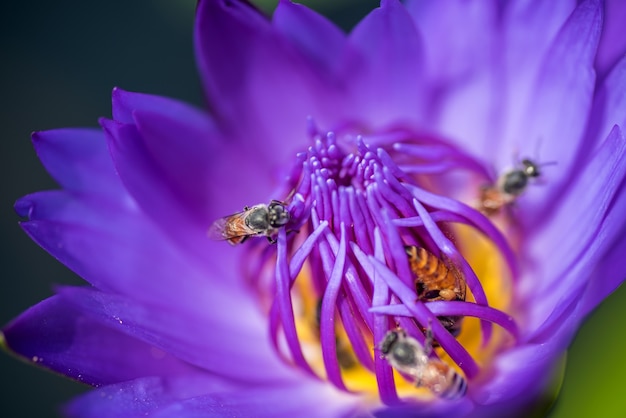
(241, 126), (519, 403)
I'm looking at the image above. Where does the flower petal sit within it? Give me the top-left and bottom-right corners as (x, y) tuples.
(496, 0), (576, 161)
(132, 109), (274, 216)
(595, 0), (626, 77)
(579, 215), (626, 316)
(272, 0), (347, 80)
(17, 190), (241, 308)
(64, 375), (360, 418)
(405, 0), (498, 86)
(523, 125), (626, 333)
(106, 90), (279, 238)
(194, 0), (343, 166)
(373, 399), (473, 418)
(347, 0), (425, 129)
(404, 0), (500, 157)
(57, 286), (296, 383)
(31, 128), (126, 200)
(507, 0), (603, 219)
(2, 296), (195, 386)
(111, 87), (211, 127)
(472, 341), (564, 412)
(100, 117), (242, 262)
(587, 54), (626, 148)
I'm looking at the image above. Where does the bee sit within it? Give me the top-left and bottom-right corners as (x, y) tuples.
(405, 246), (466, 338)
(478, 158), (542, 216)
(208, 200), (289, 245)
(379, 328), (467, 399)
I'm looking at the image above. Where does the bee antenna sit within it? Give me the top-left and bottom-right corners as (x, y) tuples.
(538, 160), (558, 167)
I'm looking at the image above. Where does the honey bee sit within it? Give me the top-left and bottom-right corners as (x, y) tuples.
(208, 200), (289, 245)
(405, 246), (466, 338)
(478, 158), (542, 216)
(379, 328), (467, 399)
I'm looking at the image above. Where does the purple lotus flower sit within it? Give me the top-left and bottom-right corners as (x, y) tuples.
(3, 0), (626, 417)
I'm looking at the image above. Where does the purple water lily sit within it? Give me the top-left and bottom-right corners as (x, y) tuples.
(3, 0), (626, 417)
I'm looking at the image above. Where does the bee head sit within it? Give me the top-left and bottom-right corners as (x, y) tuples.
(268, 201), (290, 227)
(521, 158), (541, 178)
(380, 330), (400, 355)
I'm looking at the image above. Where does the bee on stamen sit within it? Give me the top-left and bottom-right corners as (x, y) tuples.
(379, 328), (467, 399)
(208, 200), (289, 245)
(405, 246), (466, 338)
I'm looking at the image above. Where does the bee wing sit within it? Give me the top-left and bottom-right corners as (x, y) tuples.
(207, 212), (253, 241)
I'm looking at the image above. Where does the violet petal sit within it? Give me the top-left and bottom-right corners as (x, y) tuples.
(2, 296), (195, 386)
(523, 125), (626, 330)
(587, 54), (626, 148)
(57, 286), (296, 383)
(31, 128), (125, 200)
(132, 109), (274, 221)
(272, 1), (347, 80)
(17, 191), (241, 307)
(347, 0), (425, 129)
(64, 375), (360, 418)
(595, 0), (626, 77)
(510, 0), (603, 222)
(194, 0), (341, 167)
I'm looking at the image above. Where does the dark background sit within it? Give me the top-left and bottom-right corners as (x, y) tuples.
(1, 1), (624, 417)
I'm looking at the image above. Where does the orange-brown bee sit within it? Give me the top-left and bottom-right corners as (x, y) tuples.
(208, 200), (289, 245)
(379, 328), (467, 399)
(478, 158), (542, 216)
(405, 246), (466, 338)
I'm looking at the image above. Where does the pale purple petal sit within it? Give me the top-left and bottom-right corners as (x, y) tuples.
(405, 0), (498, 85)
(347, 0), (426, 129)
(405, 0), (500, 157)
(522, 125), (626, 332)
(505, 0), (603, 222)
(497, 0), (576, 160)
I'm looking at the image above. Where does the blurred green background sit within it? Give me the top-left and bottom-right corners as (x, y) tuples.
(0, 1), (624, 417)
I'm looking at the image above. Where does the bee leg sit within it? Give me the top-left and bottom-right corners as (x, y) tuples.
(266, 236), (277, 244)
(239, 235), (249, 244)
(438, 289), (456, 301)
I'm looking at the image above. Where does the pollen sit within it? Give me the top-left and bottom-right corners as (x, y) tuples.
(240, 125), (519, 405)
